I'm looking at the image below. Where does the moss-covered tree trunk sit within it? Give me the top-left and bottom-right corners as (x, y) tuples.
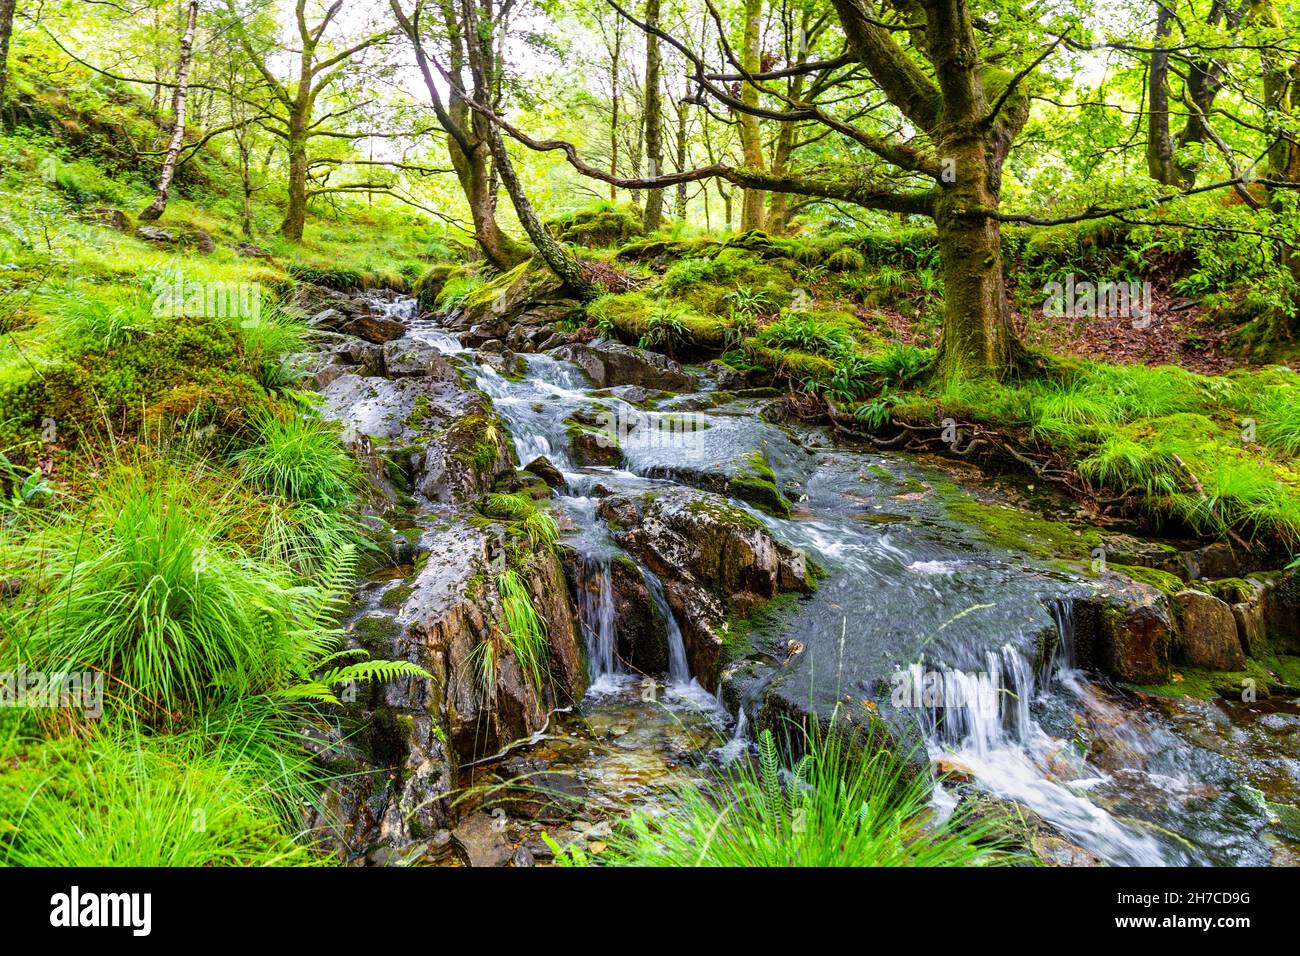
(280, 114), (309, 240)
(0, 0), (16, 117)
(738, 0), (766, 231)
(642, 0), (665, 230)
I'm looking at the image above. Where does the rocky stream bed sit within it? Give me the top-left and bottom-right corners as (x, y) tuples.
(291, 282), (1300, 868)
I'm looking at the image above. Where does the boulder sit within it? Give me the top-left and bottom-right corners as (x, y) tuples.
(1255, 571), (1300, 653)
(1173, 590), (1246, 670)
(551, 340), (695, 392)
(382, 338), (461, 380)
(451, 258), (583, 333)
(451, 812), (515, 868)
(318, 374), (512, 504)
(524, 455), (567, 489)
(595, 486), (815, 685)
(307, 302), (406, 344)
(135, 225), (176, 243)
(1083, 578), (1173, 684)
(389, 520), (587, 760)
(85, 207), (130, 231)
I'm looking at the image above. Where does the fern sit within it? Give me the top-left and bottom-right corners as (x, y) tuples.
(278, 545), (430, 704)
(758, 729), (785, 829)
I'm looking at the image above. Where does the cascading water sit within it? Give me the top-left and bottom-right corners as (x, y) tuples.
(640, 567), (690, 686)
(385, 300), (1288, 865)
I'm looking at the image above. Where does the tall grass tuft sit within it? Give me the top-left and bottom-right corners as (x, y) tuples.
(233, 410), (358, 511)
(607, 722), (1020, 867)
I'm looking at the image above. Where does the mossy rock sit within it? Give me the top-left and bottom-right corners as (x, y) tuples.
(413, 263), (458, 313)
(548, 202), (645, 248)
(1111, 563), (1186, 597)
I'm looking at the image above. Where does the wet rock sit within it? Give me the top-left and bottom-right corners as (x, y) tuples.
(382, 338), (461, 380)
(511, 846), (536, 867)
(318, 375), (511, 505)
(524, 455), (566, 489)
(307, 301), (407, 344)
(551, 340), (695, 392)
(569, 424), (622, 466)
(314, 363), (357, 388)
(1254, 571), (1300, 653)
(1099, 533), (1186, 578)
(451, 812), (515, 868)
(1232, 598), (1267, 657)
(596, 486), (814, 685)
(1081, 578), (1172, 684)
(348, 313), (407, 344)
(1180, 541), (1245, 580)
(496, 756), (588, 821)
(451, 257), (583, 333)
(591, 384), (666, 406)
(390, 520), (587, 760)
(1173, 590), (1246, 670)
(608, 556), (669, 674)
(377, 715), (453, 847)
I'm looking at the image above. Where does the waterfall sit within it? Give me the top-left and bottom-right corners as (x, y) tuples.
(577, 557), (622, 693)
(640, 566), (690, 686)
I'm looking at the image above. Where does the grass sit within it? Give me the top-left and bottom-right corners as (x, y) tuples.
(0, 708), (319, 866)
(607, 721), (1019, 867)
(1, 467), (331, 717)
(233, 410), (358, 511)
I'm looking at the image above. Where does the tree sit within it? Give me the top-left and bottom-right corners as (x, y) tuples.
(139, 1), (199, 221)
(390, 0), (529, 269)
(0, 0), (16, 116)
(737, 0), (765, 230)
(224, 0), (394, 240)
(491, 0), (1033, 380)
(643, 0), (666, 229)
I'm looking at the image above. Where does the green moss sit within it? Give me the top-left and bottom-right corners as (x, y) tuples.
(351, 613), (401, 652)
(1204, 577), (1255, 603)
(684, 496), (765, 532)
(727, 450), (791, 517)
(380, 584), (415, 608)
(938, 485), (1102, 562)
(722, 591), (803, 662)
(1111, 563), (1186, 597)
(1130, 658), (1286, 700)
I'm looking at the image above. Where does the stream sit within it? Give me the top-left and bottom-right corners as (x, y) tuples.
(343, 295), (1300, 866)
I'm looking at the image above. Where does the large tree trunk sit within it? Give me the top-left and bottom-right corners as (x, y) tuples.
(933, 201), (1021, 381)
(139, 1), (198, 221)
(280, 109), (309, 240)
(0, 0), (16, 116)
(1147, 2), (1192, 187)
(642, 0), (665, 230)
(737, 0), (766, 230)
(462, 0), (593, 297)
